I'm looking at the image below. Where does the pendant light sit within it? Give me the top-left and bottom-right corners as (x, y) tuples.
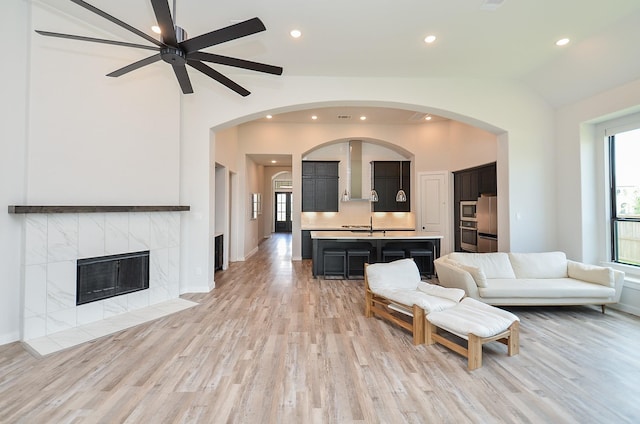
(369, 162), (378, 202)
(370, 163), (378, 202)
(396, 161), (407, 202)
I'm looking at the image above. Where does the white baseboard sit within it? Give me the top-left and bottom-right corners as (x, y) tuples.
(245, 246), (259, 260)
(610, 302), (640, 317)
(0, 331), (21, 347)
(181, 284), (213, 294)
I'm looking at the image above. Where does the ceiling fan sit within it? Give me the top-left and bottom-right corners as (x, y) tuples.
(36, 0), (283, 96)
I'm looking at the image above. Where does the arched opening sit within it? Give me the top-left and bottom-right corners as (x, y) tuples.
(211, 102), (504, 272)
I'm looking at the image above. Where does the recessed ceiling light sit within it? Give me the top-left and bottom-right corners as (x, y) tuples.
(271, 160), (277, 164)
(360, 116), (367, 121)
(556, 38), (570, 46)
(290, 29), (302, 38)
(311, 115), (318, 120)
(424, 35), (437, 44)
(425, 115), (432, 121)
(266, 114), (273, 119)
(151, 25), (161, 34)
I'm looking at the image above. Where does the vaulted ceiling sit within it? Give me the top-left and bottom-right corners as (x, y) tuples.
(39, 0), (640, 107)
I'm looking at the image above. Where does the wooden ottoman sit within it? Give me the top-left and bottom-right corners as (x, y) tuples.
(425, 298), (519, 370)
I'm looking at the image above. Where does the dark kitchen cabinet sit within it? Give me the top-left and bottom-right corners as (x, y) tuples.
(453, 162), (497, 251)
(478, 162), (497, 196)
(371, 161), (410, 212)
(301, 161), (339, 212)
(459, 170), (479, 201)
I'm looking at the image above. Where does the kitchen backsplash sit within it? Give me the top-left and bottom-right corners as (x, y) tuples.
(301, 201), (415, 229)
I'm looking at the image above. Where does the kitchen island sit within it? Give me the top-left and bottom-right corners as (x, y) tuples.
(310, 231), (443, 277)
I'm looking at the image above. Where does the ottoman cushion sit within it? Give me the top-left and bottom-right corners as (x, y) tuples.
(427, 298), (519, 339)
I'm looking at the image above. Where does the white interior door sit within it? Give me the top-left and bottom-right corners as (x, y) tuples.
(419, 172), (451, 254)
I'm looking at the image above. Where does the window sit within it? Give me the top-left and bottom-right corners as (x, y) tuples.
(609, 127), (640, 266)
(251, 193), (260, 220)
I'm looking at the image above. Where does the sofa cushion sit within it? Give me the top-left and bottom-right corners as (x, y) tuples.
(444, 259), (487, 288)
(448, 252), (516, 279)
(478, 278), (616, 299)
(366, 258), (420, 291)
(567, 260), (615, 288)
(508, 252), (568, 278)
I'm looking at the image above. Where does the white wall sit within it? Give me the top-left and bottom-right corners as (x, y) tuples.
(243, 157), (262, 259)
(556, 78), (640, 314)
(28, 4), (181, 204)
(0, 1), (185, 343)
(556, 78), (640, 262)
(0, 0), (29, 344)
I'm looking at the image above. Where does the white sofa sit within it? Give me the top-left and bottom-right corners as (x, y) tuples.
(434, 252), (624, 311)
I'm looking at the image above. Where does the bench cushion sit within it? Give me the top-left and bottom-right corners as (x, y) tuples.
(374, 287), (459, 314)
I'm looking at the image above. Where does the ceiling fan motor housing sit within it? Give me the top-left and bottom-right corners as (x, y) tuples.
(161, 47), (186, 64)
(160, 26), (187, 64)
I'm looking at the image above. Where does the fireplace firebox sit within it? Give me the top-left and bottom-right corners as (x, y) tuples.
(76, 251), (150, 305)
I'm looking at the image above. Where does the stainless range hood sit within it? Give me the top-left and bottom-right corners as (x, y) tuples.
(348, 140), (363, 200)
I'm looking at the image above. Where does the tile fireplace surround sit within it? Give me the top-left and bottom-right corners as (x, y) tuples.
(10, 205), (190, 343)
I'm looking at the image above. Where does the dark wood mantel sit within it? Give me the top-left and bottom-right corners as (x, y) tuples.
(8, 205), (190, 214)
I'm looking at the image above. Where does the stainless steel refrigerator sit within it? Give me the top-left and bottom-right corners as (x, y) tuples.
(477, 195), (498, 252)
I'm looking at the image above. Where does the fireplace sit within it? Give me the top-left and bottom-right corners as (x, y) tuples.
(77, 251), (150, 305)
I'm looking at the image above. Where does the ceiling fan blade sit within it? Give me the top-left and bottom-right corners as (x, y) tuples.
(172, 65), (193, 94)
(180, 17), (266, 54)
(70, 0), (164, 48)
(35, 30), (159, 52)
(150, 0), (177, 46)
(107, 54), (162, 77)
(188, 52), (283, 75)
(187, 60), (250, 96)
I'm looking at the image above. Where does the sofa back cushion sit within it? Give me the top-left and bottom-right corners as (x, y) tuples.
(567, 260), (615, 287)
(508, 252), (568, 278)
(448, 252), (516, 279)
(366, 258), (421, 291)
(444, 259), (488, 287)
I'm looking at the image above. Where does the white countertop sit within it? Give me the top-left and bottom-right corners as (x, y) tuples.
(310, 231), (443, 240)
(301, 226), (414, 231)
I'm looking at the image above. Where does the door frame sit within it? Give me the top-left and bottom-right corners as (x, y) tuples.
(418, 171), (453, 255)
(274, 191), (293, 233)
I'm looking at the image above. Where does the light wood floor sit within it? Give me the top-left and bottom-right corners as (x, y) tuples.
(1, 233), (639, 423)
